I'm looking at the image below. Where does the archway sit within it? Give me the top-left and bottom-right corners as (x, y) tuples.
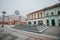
(51, 19), (55, 26)
(47, 19), (49, 26)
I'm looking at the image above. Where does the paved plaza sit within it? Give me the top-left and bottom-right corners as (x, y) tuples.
(0, 25), (60, 40)
(13, 25), (48, 33)
(13, 25), (60, 37)
(13, 25), (60, 39)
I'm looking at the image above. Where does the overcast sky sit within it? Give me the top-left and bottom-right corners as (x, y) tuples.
(0, 0), (59, 17)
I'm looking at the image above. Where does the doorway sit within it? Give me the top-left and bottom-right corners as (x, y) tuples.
(28, 22), (31, 25)
(51, 19), (55, 26)
(38, 20), (43, 25)
(47, 19), (49, 26)
(34, 21), (36, 25)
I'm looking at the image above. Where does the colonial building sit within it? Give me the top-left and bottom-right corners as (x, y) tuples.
(27, 3), (60, 26)
(27, 10), (45, 25)
(44, 3), (60, 26)
(0, 14), (26, 25)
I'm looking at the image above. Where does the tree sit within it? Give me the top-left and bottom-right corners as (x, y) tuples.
(15, 10), (20, 15)
(15, 10), (20, 24)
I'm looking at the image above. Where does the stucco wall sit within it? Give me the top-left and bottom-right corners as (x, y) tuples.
(44, 7), (60, 26)
(27, 19), (44, 25)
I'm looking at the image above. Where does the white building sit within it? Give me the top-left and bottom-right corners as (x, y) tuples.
(27, 3), (60, 26)
(44, 3), (60, 26)
(0, 14), (26, 25)
(27, 10), (45, 25)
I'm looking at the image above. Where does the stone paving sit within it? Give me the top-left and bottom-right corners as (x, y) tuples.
(12, 25), (60, 40)
(13, 25), (48, 33)
(13, 25), (60, 37)
(0, 25), (60, 40)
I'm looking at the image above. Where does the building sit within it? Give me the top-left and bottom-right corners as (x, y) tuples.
(27, 3), (60, 26)
(0, 14), (26, 25)
(20, 16), (27, 25)
(27, 10), (45, 25)
(44, 3), (60, 26)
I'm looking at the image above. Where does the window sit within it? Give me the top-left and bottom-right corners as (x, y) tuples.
(28, 22), (31, 25)
(34, 21), (36, 24)
(34, 14), (36, 19)
(51, 12), (54, 16)
(58, 20), (60, 22)
(41, 13), (42, 17)
(32, 14), (33, 19)
(38, 13), (39, 18)
(38, 20), (43, 25)
(46, 13), (48, 16)
(58, 19), (60, 26)
(58, 11), (60, 15)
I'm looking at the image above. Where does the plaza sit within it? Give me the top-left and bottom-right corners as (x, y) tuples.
(0, 25), (60, 40)
(0, 0), (60, 40)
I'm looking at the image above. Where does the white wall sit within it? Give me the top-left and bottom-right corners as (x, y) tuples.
(44, 7), (60, 26)
(27, 19), (44, 25)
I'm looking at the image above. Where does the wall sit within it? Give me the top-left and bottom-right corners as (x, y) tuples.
(44, 7), (60, 26)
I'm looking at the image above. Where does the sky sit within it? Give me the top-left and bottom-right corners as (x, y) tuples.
(0, 0), (59, 17)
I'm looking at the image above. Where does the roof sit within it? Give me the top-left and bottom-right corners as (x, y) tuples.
(27, 9), (43, 15)
(43, 3), (60, 10)
(27, 3), (60, 15)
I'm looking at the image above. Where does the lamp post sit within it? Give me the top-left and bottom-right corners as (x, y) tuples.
(1, 11), (6, 28)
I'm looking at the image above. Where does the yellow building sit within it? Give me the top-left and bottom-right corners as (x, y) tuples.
(27, 10), (45, 25)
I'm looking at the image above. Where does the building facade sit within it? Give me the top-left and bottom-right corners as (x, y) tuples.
(44, 3), (60, 26)
(27, 10), (45, 25)
(0, 14), (26, 25)
(27, 3), (60, 26)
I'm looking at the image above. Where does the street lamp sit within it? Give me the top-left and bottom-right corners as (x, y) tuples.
(1, 11), (6, 27)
